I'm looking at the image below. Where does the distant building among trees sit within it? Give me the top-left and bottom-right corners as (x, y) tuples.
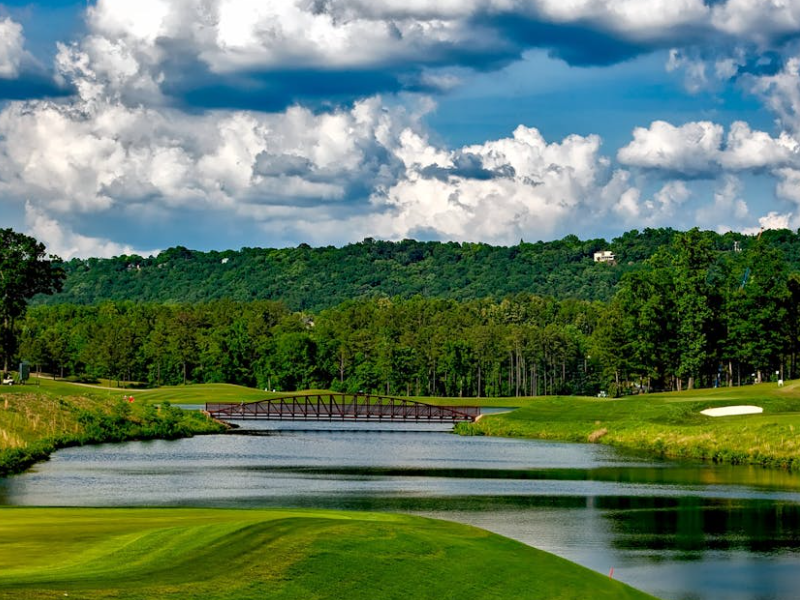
(593, 250), (616, 263)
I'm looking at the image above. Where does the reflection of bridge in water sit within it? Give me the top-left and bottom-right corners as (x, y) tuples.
(205, 393), (480, 423)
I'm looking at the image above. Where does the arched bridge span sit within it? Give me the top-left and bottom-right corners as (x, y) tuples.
(205, 393), (480, 423)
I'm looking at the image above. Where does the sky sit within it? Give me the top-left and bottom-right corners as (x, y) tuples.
(2, 1), (800, 258)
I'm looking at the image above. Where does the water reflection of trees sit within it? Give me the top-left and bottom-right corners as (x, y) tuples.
(603, 496), (800, 558)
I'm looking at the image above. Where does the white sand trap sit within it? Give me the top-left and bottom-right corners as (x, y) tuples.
(700, 405), (763, 417)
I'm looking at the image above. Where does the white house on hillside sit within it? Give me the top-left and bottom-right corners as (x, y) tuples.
(593, 250), (615, 263)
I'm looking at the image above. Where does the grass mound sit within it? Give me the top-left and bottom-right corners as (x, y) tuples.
(0, 508), (657, 600)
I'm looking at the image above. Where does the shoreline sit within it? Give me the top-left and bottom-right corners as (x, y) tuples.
(454, 393), (800, 471)
(0, 388), (225, 478)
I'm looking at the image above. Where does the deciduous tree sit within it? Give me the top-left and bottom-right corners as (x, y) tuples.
(0, 229), (64, 372)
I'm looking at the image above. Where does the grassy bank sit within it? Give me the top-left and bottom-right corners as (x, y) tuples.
(0, 379), (225, 476)
(0, 507), (656, 600)
(15, 377), (800, 470)
(456, 380), (800, 468)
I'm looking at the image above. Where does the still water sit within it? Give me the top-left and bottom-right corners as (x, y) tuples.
(3, 419), (800, 600)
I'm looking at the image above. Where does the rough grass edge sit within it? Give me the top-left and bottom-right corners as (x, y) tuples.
(453, 421), (800, 471)
(0, 403), (226, 478)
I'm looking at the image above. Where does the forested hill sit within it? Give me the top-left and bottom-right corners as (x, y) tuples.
(35, 228), (800, 311)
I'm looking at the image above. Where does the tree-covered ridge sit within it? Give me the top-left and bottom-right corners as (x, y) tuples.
(15, 227), (800, 397)
(36, 229), (702, 310)
(39, 227), (800, 311)
(16, 225), (800, 397)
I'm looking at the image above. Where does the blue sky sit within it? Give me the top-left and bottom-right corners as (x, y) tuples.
(2, 1), (800, 258)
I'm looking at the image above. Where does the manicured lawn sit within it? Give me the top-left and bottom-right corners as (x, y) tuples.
(0, 508), (657, 600)
(458, 380), (800, 468)
(128, 383), (277, 404)
(2, 377), (118, 401)
(22, 379), (539, 408)
(19, 377), (556, 408)
(15, 378), (274, 405)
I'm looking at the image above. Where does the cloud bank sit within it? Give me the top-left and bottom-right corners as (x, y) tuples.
(5, 0), (800, 255)
(0, 18), (25, 79)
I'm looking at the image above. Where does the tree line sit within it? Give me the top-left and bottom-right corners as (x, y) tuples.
(12, 228), (800, 396)
(5, 227), (800, 397)
(17, 296), (601, 397)
(602, 228), (800, 392)
(35, 227), (773, 311)
(35, 227), (800, 313)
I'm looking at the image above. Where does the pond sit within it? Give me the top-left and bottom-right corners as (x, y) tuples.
(2, 419), (800, 600)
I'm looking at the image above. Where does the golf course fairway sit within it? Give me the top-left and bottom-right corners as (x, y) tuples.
(0, 508), (657, 600)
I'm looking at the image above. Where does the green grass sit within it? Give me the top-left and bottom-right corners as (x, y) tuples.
(0, 379), (225, 476)
(0, 507), (657, 600)
(13, 378), (276, 404)
(25, 379), (538, 408)
(3, 377), (120, 401)
(127, 383), (278, 404)
(457, 380), (800, 469)
(413, 395), (535, 408)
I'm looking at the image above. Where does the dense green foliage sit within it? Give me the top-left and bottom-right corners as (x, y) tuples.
(34, 228), (800, 311)
(17, 296), (604, 396)
(601, 229), (800, 392)
(34, 229), (688, 310)
(8, 227), (800, 396)
(0, 228), (64, 372)
(0, 508), (657, 599)
(459, 380), (800, 469)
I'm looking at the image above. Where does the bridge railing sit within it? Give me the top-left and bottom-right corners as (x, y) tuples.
(205, 393), (480, 422)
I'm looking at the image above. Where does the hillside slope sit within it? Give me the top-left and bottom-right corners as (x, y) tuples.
(34, 230), (682, 310)
(38, 228), (800, 311)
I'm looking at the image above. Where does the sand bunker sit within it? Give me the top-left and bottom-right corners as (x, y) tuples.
(700, 405), (763, 417)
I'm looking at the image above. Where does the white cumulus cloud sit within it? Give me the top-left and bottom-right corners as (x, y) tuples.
(619, 120), (800, 176)
(69, 0), (786, 94)
(711, 0), (800, 44)
(612, 179), (691, 226)
(721, 121), (799, 170)
(774, 167), (800, 204)
(618, 120), (724, 175)
(0, 17), (25, 79)
(24, 202), (158, 259)
(528, 0), (710, 39)
(742, 211), (795, 235)
(364, 125), (630, 244)
(0, 94), (416, 218)
(9, 0), (800, 253)
(83, 0), (478, 77)
(747, 57), (800, 136)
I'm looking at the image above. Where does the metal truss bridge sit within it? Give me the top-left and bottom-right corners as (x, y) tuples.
(205, 393), (480, 423)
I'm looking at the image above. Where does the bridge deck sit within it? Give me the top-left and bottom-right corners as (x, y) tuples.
(206, 394), (480, 423)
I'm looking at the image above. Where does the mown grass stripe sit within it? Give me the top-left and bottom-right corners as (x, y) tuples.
(0, 507), (658, 600)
